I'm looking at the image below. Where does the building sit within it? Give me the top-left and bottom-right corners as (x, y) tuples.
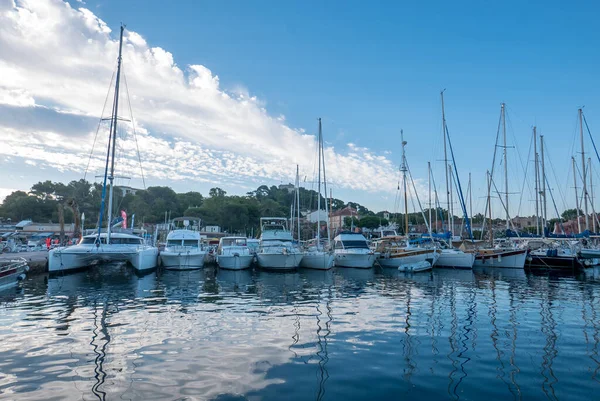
(510, 215), (536, 229)
(204, 225), (221, 233)
(278, 184), (295, 194)
(117, 186), (141, 196)
(306, 209), (328, 223)
(329, 207), (359, 231)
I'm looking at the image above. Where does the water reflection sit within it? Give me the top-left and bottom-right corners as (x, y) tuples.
(0, 266), (599, 400)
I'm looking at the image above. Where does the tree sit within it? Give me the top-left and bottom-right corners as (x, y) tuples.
(358, 216), (388, 229)
(209, 187), (227, 198)
(561, 208), (583, 221)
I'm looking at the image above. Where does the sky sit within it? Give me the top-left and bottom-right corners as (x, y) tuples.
(1, 0), (599, 219)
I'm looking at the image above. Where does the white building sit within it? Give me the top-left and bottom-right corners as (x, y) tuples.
(204, 225), (221, 233)
(306, 209), (328, 223)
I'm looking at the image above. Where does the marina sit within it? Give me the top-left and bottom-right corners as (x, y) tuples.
(2, 1), (600, 399)
(1, 264), (599, 400)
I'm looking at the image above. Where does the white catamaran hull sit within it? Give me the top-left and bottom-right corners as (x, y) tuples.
(257, 253), (303, 271)
(436, 250), (475, 269)
(49, 246), (159, 272)
(334, 252), (376, 269)
(217, 254), (254, 270)
(160, 251), (206, 270)
(300, 251), (334, 270)
(473, 249), (527, 269)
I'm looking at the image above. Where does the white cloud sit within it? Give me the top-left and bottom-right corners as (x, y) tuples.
(0, 0), (401, 205)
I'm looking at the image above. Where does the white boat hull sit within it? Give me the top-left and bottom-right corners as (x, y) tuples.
(300, 251), (334, 270)
(436, 250), (475, 269)
(473, 249), (527, 269)
(160, 250), (206, 270)
(49, 245), (159, 272)
(257, 253), (303, 271)
(334, 253), (376, 269)
(398, 260), (432, 272)
(217, 254), (254, 270)
(378, 249), (438, 269)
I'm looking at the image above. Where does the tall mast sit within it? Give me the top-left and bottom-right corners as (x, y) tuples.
(468, 172), (472, 231)
(573, 157), (582, 233)
(401, 130), (409, 235)
(317, 119), (322, 248)
(487, 170), (493, 243)
(428, 161), (432, 233)
(449, 164), (454, 234)
(533, 126), (540, 235)
(106, 25), (125, 244)
(580, 108), (589, 230)
(501, 103), (509, 230)
(320, 119), (332, 246)
(590, 157), (596, 233)
(441, 90), (450, 232)
(540, 134), (547, 235)
(296, 164), (301, 241)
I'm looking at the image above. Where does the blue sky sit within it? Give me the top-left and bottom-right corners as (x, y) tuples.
(1, 0), (599, 218)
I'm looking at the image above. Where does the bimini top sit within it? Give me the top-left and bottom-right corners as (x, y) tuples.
(166, 229), (203, 240)
(333, 232), (368, 241)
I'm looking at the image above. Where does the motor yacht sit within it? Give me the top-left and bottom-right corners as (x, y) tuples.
(333, 232), (377, 269)
(217, 236), (254, 270)
(256, 218), (303, 271)
(160, 217), (207, 270)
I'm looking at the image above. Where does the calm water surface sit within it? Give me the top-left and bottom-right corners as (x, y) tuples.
(1, 265), (600, 400)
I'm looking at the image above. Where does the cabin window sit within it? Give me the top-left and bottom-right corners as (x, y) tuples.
(167, 240), (182, 247)
(341, 240), (369, 249)
(334, 241), (343, 249)
(183, 240), (199, 247)
(81, 237), (98, 244)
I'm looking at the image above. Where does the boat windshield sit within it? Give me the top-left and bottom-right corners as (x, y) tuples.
(110, 237), (144, 245)
(167, 240), (181, 247)
(183, 240), (199, 247)
(341, 240), (369, 249)
(80, 237), (104, 245)
(263, 225), (286, 231)
(222, 238), (247, 247)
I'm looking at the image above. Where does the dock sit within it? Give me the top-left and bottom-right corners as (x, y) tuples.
(0, 251), (48, 275)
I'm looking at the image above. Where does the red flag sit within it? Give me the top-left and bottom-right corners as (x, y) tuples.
(121, 210), (127, 229)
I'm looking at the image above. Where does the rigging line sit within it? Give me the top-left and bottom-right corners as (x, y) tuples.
(544, 173), (566, 234)
(445, 123), (473, 239)
(543, 139), (569, 212)
(481, 111), (503, 235)
(122, 66), (147, 189)
(406, 159), (433, 236)
(516, 131), (534, 217)
(583, 114), (600, 167)
(84, 67), (117, 181)
(489, 175), (520, 236)
(505, 110), (534, 199)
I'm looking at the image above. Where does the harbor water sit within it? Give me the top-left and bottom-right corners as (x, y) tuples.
(1, 265), (600, 400)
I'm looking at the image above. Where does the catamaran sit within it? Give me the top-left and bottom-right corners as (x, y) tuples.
(48, 26), (158, 273)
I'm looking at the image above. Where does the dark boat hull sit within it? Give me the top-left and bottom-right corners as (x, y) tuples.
(527, 255), (586, 270)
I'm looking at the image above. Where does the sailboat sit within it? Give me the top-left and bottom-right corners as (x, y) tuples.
(300, 118), (334, 270)
(433, 92), (475, 269)
(472, 103), (527, 269)
(376, 130), (438, 272)
(48, 26), (159, 273)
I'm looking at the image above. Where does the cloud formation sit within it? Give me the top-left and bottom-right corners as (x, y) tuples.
(0, 0), (399, 199)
